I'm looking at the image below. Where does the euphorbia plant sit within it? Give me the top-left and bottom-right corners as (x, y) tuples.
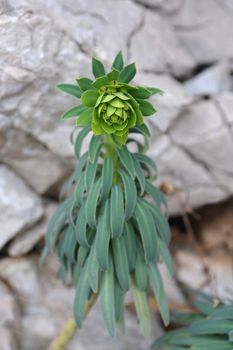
(44, 52), (173, 340)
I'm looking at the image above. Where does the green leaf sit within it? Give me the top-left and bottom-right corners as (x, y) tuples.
(190, 319), (233, 335)
(85, 178), (101, 228)
(119, 169), (137, 220)
(110, 185), (124, 238)
(117, 145), (136, 179)
(81, 89), (99, 107)
(92, 75), (109, 89)
(73, 262), (91, 326)
(77, 77), (94, 91)
(96, 200), (111, 270)
(114, 278), (125, 323)
(62, 105), (87, 120)
(75, 202), (89, 248)
(123, 222), (137, 272)
(147, 87), (164, 96)
(132, 156), (146, 195)
(112, 235), (129, 291)
(76, 107), (93, 126)
(149, 263), (170, 326)
(131, 276), (151, 338)
(107, 68), (120, 81)
(129, 87), (152, 99)
(101, 158), (113, 199)
(135, 244), (148, 290)
(130, 123), (151, 138)
(100, 256), (115, 336)
(158, 237), (174, 276)
(57, 83), (82, 98)
(86, 240), (99, 293)
(138, 99), (157, 116)
(118, 63), (136, 83)
(134, 198), (157, 262)
(46, 198), (71, 250)
(92, 57), (106, 78)
(134, 153), (157, 173)
(88, 135), (102, 163)
(84, 158), (98, 192)
(146, 202), (170, 244)
(145, 180), (168, 215)
(75, 127), (91, 158)
(112, 51), (124, 71)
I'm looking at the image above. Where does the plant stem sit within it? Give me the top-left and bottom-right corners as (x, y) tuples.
(103, 135), (119, 184)
(48, 293), (97, 350)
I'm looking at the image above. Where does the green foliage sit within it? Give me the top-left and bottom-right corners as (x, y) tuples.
(151, 290), (233, 350)
(44, 51), (172, 338)
(58, 51), (160, 145)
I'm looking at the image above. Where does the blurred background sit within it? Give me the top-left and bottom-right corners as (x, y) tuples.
(0, 0), (233, 349)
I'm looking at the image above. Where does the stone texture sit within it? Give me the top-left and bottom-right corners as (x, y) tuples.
(8, 201), (57, 257)
(0, 165), (43, 249)
(185, 62), (233, 96)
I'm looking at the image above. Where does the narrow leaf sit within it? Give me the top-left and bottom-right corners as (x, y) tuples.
(118, 63), (136, 83)
(62, 105), (87, 120)
(75, 127), (91, 158)
(96, 200), (111, 270)
(85, 178), (101, 228)
(92, 57), (106, 78)
(110, 185), (124, 237)
(77, 77), (94, 91)
(57, 83), (82, 98)
(112, 51), (124, 71)
(112, 235), (129, 291)
(101, 157), (113, 199)
(138, 99), (156, 116)
(75, 202), (89, 247)
(119, 169), (137, 220)
(117, 145), (136, 179)
(73, 262), (90, 326)
(89, 135), (102, 163)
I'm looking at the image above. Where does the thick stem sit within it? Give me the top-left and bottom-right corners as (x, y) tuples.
(48, 294), (97, 350)
(103, 135), (119, 184)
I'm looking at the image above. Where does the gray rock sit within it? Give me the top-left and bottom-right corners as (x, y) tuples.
(0, 165), (43, 249)
(8, 201), (58, 257)
(172, 0), (233, 66)
(129, 12), (195, 77)
(0, 281), (20, 350)
(185, 62), (233, 96)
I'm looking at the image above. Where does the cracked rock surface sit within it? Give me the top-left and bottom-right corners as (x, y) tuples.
(0, 0), (233, 348)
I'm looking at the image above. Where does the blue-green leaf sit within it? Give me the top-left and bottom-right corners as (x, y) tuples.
(88, 135), (102, 163)
(110, 185), (124, 237)
(100, 256), (115, 336)
(75, 128), (91, 158)
(149, 263), (170, 326)
(101, 157), (113, 199)
(75, 202), (89, 248)
(123, 222), (137, 272)
(117, 145), (136, 179)
(85, 178), (101, 228)
(119, 169), (137, 220)
(131, 276), (151, 338)
(134, 198), (157, 262)
(96, 200), (111, 270)
(112, 235), (129, 291)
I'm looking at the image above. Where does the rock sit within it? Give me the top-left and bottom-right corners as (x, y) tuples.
(185, 62), (233, 96)
(0, 165), (43, 250)
(8, 201), (58, 257)
(175, 249), (233, 301)
(171, 0), (233, 66)
(129, 11), (195, 77)
(0, 126), (72, 194)
(0, 281), (20, 350)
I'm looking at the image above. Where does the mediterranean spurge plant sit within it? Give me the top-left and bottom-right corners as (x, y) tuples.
(44, 52), (173, 340)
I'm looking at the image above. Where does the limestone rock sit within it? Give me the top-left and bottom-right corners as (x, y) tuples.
(0, 165), (43, 250)
(185, 62), (233, 96)
(8, 201), (58, 257)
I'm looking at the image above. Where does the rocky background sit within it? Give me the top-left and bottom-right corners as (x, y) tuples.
(0, 0), (233, 349)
